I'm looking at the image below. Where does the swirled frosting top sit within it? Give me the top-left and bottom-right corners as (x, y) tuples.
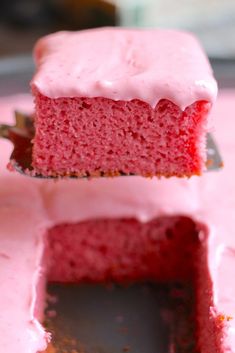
(32, 27), (217, 110)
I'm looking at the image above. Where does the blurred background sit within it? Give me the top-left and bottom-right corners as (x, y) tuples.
(0, 0), (235, 58)
(0, 0), (234, 96)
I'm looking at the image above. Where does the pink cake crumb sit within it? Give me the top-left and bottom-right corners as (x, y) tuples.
(46, 217), (198, 283)
(32, 91), (210, 177)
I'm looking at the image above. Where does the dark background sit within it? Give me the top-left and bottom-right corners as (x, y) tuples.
(0, 0), (235, 58)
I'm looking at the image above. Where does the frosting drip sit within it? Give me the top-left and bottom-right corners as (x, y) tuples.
(32, 28), (217, 110)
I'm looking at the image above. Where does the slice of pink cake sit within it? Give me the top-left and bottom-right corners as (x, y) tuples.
(31, 28), (217, 177)
(1, 91), (235, 353)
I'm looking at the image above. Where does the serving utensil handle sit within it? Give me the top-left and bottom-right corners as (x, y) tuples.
(0, 124), (11, 139)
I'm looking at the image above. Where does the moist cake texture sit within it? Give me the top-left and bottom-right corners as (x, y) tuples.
(0, 91), (234, 353)
(47, 216), (200, 283)
(31, 28), (217, 177)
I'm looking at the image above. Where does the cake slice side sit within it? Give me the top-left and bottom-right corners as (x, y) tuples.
(195, 235), (225, 353)
(32, 91), (211, 177)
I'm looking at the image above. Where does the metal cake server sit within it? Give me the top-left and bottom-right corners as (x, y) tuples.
(0, 111), (35, 174)
(0, 111), (223, 178)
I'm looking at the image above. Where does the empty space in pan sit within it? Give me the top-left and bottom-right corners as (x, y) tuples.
(45, 282), (195, 353)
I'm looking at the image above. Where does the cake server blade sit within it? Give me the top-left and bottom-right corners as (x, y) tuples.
(0, 112), (223, 178)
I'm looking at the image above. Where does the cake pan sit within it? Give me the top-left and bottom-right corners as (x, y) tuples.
(0, 56), (234, 353)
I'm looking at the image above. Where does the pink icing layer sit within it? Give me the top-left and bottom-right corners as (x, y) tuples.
(0, 178), (50, 352)
(31, 28), (217, 110)
(0, 96), (50, 353)
(0, 91), (235, 352)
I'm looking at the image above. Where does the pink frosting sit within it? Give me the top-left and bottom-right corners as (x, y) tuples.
(32, 28), (217, 110)
(1, 91), (235, 352)
(0, 95), (50, 353)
